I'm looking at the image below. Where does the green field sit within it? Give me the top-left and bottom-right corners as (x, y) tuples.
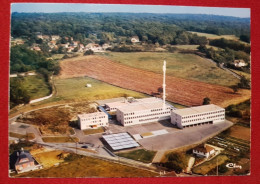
(9, 76), (149, 116)
(173, 45), (199, 50)
(51, 77), (148, 102)
(10, 75), (51, 100)
(98, 52), (239, 86)
(17, 153), (158, 177)
(230, 69), (251, 80)
(188, 31), (240, 40)
(117, 149), (157, 163)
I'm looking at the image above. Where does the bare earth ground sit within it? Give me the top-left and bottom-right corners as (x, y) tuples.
(58, 55), (250, 107)
(229, 125), (251, 141)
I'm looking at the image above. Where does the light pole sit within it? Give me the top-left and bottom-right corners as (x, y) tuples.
(216, 157), (218, 176)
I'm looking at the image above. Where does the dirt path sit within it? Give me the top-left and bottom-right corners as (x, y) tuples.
(186, 156), (195, 173)
(58, 55), (250, 107)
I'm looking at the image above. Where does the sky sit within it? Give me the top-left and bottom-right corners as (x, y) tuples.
(11, 3), (250, 18)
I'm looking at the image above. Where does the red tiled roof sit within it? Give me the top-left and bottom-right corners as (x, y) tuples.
(193, 144), (214, 154)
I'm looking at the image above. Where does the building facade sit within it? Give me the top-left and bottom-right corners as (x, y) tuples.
(78, 112), (109, 130)
(13, 148), (42, 173)
(116, 98), (172, 126)
(171, 104), (225, 129)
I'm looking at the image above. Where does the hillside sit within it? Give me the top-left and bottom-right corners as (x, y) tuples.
(58, 55), (250, 107)
(98, 52), (240, 87)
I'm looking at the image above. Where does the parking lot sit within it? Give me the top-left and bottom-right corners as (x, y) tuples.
(138, 120), (233, 151)
(108, 119), (178, 134)
(104, 119), (233, 151)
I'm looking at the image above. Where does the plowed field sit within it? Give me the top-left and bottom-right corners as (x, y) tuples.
(58, 55), (250, 107)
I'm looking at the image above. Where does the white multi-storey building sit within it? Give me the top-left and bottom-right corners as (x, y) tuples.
(116, 98), (172, 126)
(171, 104), (225, 129)
(78, 112), (109, 130)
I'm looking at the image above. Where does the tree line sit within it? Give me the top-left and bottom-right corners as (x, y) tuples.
(11, 12), (250, 45)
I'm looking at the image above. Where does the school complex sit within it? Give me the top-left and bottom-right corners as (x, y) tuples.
(77, 61), (226, 130)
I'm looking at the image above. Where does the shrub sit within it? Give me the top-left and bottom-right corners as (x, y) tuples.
(84, 50), (94, 55)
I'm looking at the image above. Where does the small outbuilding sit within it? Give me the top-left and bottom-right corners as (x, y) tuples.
(193, 144), (215, 158)
(86, 84), (92, 88)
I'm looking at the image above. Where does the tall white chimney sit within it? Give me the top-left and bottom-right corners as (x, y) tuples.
(163, 60), (166, 110)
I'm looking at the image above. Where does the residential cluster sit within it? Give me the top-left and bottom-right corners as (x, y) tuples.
(33, 33), (111, 53)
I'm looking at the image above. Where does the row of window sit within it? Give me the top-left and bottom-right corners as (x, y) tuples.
(139, 116), (158, 122)
(182, 110), (225, 119)
(182, 115), (224, 123)
(182, 121), (213, 127)
(151, 107), (170, 112)
(124, 111), (170, 120)
(124, 112), (135, 116)
(83, 120), (108, 124)
(81, 116), (107, 121)
(206, 114), (224, 119)
(125, 121), (133, 124)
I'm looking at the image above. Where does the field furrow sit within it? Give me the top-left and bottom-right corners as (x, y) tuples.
(59, 55), (250, 107)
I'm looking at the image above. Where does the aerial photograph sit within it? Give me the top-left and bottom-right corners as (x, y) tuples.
(8, 3), (251, 177)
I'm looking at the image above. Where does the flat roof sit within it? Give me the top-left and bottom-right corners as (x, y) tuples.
(118, 101), (171, 113)
(105, 101), (129, 109)
(105, 97), (167, 111)
(103, 133), (139, 151)
(172, 104), (224, 116)
(78, 111), (107, 119)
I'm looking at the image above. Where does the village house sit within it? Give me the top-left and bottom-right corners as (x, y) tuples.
(193, 144), (215, 158)
(131, 36), (140, 43)
(233, 59), (247, 67)
(32, 46), (41, 51)
(85, 43), (103, 52)
(10, 148), (42, 173)
(51, 35), (60, 41)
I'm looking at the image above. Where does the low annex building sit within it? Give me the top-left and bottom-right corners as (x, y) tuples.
(78, 112), (108, 130)
(116, 97), (172, 126)
(193, 144), (215, 158)
(171, 104), (225, 129)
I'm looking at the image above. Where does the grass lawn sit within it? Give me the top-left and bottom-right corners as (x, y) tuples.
(51, 76), (148, 102)
(32, 150), (68, 168)
(192, 154), (229, 175)
(9, 132), (35, 140)
(10, 75), (51, 100)
(173, 45), (199, 50)
(98, 52), (239, 87)
(9, 76), (148, 117)
(16, 153), (158, 177)
(230, 69), (251, 80)
(83, 127), (105, 135)
(117, 149), (157, 163)
(42, 136), (79, 143)
(188, 31), (240, 40)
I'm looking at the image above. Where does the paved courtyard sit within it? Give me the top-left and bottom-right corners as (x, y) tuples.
(138, 120), (233, 151)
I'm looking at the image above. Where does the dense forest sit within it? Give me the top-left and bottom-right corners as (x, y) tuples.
(11, 12), (250, 45)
